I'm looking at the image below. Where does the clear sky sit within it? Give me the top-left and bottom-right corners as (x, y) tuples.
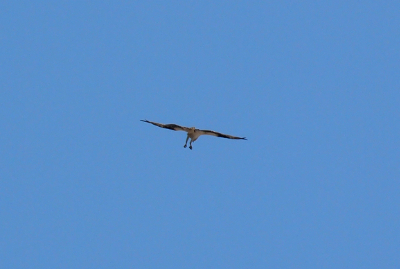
(1, 1), (399, 268)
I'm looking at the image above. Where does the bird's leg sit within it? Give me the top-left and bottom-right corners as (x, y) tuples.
(189, 139), (193, 150)
(184, 135), (189, 148)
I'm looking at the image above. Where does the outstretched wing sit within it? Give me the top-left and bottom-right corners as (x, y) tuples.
(197, 129), (247, 140)
(141, 120), (190, 132)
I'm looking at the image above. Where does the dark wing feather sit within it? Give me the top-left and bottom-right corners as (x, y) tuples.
(198, 129), (247, 140)
(141, 120), (190, 132)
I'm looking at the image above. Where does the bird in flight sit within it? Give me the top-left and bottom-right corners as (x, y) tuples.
(141, 120), (247, 150)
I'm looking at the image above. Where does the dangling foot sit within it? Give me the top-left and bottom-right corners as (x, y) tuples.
(189, 145), (192, 150)
(184, 144), (187, 148)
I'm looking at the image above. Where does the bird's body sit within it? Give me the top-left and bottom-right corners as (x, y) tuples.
(141, 120), (246, 150)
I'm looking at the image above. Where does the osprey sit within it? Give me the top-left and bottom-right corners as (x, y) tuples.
(141, 120), (247, 150)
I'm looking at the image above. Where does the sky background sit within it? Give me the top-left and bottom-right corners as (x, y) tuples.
(1, 1), (399, 268)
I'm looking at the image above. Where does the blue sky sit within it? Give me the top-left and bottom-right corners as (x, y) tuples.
(1, 1), (399, 268)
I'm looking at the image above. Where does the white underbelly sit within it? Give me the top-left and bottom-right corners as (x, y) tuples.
(188, 132), (201, 141)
